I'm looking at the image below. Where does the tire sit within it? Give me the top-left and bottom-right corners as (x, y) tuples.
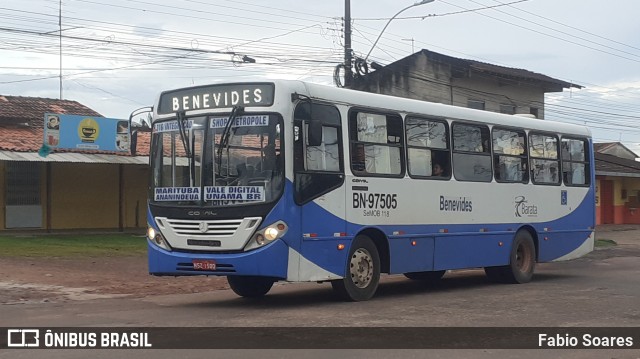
(331, 235), (381, 301)
(484, 230), (536, 284)
(227, 276), (274, 298)
(404, 270), (446, 283)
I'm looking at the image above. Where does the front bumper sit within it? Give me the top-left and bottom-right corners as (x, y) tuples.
(147, 239), (289, 279)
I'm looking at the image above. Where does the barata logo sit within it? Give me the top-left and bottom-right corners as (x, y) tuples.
(515, 196), (538, 217)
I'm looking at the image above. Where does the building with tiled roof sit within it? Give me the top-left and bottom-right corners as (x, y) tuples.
(594, 142), (637, 161)
(0, 95), (149, 231)
(0, 95), (151, 156)
(0, 95), (101, 153)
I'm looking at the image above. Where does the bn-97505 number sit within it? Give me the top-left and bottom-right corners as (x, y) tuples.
(353, 193), (398, 209)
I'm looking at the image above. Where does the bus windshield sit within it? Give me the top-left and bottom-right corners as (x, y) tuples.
(151, 113), (283, 207)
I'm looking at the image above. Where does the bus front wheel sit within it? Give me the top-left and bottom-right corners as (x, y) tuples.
(227, 276), (274, 298)
(331, 235), (381, 301)
(484, 230), (536, 284)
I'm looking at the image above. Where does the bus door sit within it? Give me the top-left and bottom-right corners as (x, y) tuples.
(292, 102), (346, 280)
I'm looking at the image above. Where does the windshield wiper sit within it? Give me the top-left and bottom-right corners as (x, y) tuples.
(176, 111), (196, 186)
(176, 111), (191, 160)
(216, 106), (243, 178)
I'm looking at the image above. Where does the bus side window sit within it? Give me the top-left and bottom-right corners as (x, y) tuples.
(492, 127), (528, 183)
(452, 122), (492, 182)
(561, 137), (589, 186)
(405, 116), (450, 179)
(529, 133), (560, 185)
(349, 110), (404, 177)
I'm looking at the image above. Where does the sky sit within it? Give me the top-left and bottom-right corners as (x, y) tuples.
(2, 0), (640, 152)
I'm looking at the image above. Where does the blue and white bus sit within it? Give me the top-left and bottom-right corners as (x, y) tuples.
(145, 80), (595, 301)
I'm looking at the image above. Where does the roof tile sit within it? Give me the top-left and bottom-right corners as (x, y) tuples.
(0, 95), (150, 156)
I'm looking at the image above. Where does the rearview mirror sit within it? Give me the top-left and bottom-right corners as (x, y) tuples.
(128, 106), (153, 155)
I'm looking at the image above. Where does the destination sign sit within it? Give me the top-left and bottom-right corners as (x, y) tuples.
(157, 83), (275, 114)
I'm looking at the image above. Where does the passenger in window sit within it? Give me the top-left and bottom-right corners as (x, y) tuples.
(550, 166), (558, 183)
(432, 161), (445, 177)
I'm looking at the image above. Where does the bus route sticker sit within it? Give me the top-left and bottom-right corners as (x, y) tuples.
(204, 186), (265, 202)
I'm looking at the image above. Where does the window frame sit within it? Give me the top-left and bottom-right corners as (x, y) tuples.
(499, 104), (516, 115)
(451, 121), (493, 183)
(467, 99), (485, 111)
(404, 115), (451, 180)
(348, 107), (405, 178)
(528, 131), (561, 186)
(6, 161), (42, 206)
(293, 101), (345, 205)
(560, 136), (591, 187)
(491, 126), (529, 184)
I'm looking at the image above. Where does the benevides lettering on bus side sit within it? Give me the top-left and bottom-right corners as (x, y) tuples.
(439, 196), (473, 212)
(172, 89), (263, 111)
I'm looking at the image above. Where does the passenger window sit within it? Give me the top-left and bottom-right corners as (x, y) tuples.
(293, 102), (344, 205)
(294, 102), (342, 173)
(305, 125), (340, 172)
(405, 117), (450, 179)
(529, 133), (560, 185)
(350, 111), (404, 177)
(452, 123), (492, 182)
(492, 128), (528, 183)
(561, 138), (590, 186)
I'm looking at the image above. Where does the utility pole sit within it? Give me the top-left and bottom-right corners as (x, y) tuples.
(59, 0), (63, 99)
(343, 0), (353, 88)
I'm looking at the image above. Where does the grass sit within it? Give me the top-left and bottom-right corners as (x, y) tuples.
(0, 234), (147, 257)
(595, 239), (617, 248)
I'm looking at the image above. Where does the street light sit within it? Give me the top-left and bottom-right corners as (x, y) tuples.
(364, 0), (435, 62)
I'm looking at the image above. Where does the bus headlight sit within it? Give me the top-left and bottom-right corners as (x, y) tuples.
(147, 227), (156, 240)
(264, 227), (279, 241)
(245, 221), (288, 251)
(147, 225), (172, 251)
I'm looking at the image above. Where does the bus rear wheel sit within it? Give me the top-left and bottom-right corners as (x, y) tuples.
(404, 270), (446, 283)
(331, 235), (381, 301)
(227, 276), (275, 298)
(484, 230), (536, 284)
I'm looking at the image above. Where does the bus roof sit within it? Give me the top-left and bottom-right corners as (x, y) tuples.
(153, 79), (591, 138)
(297, 80), (591, 138)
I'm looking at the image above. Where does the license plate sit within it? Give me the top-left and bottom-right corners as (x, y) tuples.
(192, 259), (216, 271)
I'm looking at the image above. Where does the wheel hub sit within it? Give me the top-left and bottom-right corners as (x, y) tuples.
(350, 248), (373, 288)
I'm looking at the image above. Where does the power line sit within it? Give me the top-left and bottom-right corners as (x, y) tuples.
(490, 0), (640, 53)
(464, 0), (640, 61)
(352, 0), (530, 20)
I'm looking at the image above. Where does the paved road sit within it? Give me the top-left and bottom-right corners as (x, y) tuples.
(1, 226), (639, 358)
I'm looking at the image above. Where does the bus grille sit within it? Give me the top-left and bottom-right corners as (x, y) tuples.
(161, 218), (245, 237)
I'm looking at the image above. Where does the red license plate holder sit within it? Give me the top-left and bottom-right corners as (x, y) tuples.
(192, 259), (216, 271)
